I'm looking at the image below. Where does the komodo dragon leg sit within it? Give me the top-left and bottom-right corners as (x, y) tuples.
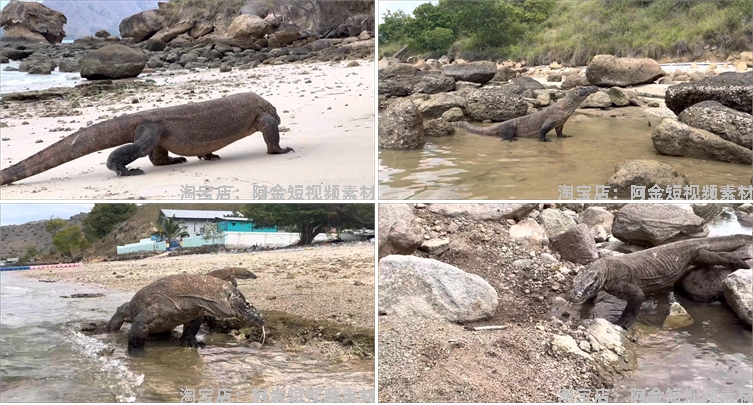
(257, 114), (295, 155)
(693, 249), (751, 270)
(107, 302), (130, 332)
(538, 117), (558, 142)
(127, 306), (162, 351)
(198, 153), (221, 161)
(179, 317), (206, 348)
(106, 122), (172, 176)
(501, 122), (518, 142)
(605, 280), (646, 330)
(555, 124), (570, 138)
(150, 146), (188, 166)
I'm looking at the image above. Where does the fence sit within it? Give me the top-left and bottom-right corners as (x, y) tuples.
(116, 232), (328, 255)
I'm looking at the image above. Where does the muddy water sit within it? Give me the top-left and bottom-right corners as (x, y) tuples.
(379, 110), (751, 199)
(576, 215), (752, 402)
(0, 274), (374, 402)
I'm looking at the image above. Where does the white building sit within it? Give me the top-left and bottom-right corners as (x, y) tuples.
(159, 209), (238, 237)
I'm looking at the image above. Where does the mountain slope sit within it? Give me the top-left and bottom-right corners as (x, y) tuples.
(41, 0), (159, 39)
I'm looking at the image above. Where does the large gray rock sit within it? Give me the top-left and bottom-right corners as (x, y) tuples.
(423, 119), (455, 137)
(723, 269), (753, 328)
(665, 72), (753, 115)
(378, 98), (425, 149)
(606, 160), (689, 196)
(538, 208), (577, 239)
(441, 61), (496, 84)
(379, 255), (499, 322)
(586, 55), (666, 87)
(418, 92), (467, 118)
(509, 219), (549, 248)
(79, 44), (147, 80)
(691, 204), (724, 222)
(585, 318), (638, 375)
(379, 63), (417, 79)
(413, 75), (455, 94)
(606, 87), (631, 107)
(58, 58), (79, 72)
(612, 204), (709, 246)
(0, 0), (67, 44)
(578, 207), (615, 235)
(580, 91), (612, 108)
(378, 204), (423, 259)
(426, 203), (537, 221)
(561, 74), (590, 90)
(378, 77), (414, 97)
(677, 101), (752, 149)
(227, 14), (272, 39)
(551, 224), (599, 264)
(651, 119), (752, 164)
(504, 76), (545, 95)
(119, 10), (163, 42)
(679, 265), (735, 302)
(463, 88), (529, 122)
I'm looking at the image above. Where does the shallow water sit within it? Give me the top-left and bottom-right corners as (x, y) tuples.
(0, 274), (374, 402)
(379, 110), (751, 199)
(569, 216), (752, 402)
(0, 61), (87, 95)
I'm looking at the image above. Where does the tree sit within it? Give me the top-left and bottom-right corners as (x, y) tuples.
(241, 204), (375, 245)
(53, 226), (89, 260)
(19, 246), (38, 264)
(82, 204), (138, 241)
(201, 223), (225, 245)
(152, 215), (189, 244)
(45, 217), (67, 236)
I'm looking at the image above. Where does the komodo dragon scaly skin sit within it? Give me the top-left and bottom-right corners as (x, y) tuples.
(568, 234), (752, 330)
(106, 274), (264, 352)
(206, 267), (258, 287)
(453, 86), (599, 142)
(0, 92), (294, 185)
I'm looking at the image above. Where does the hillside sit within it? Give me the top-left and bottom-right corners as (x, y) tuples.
(0, 212), (87, 260)
(42, 0), (159, 39)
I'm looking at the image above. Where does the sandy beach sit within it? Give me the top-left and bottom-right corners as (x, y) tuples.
(0, 60), (375, 199)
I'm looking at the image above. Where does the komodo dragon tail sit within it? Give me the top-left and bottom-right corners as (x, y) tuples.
(1, 121), (128, 185)
(452, 121), (500, 136)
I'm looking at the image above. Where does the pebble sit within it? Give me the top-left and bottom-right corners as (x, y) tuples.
(538, 296), (544, 301)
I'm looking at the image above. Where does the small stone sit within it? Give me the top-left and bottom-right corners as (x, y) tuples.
(35, 139), (43, 143)
(551, 284), (560, 291)
(538, 296), (544, 301)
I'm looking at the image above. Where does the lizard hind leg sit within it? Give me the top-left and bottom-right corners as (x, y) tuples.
(257, 114), (294, 154)
(149, 146), (188, 166)
(555, 124), (570, 138)
(538, 118), (558, 142)
(501, 123), (518, 142)
(179, 317), (206, 348)
(106, 122), (165, 176)
(198, 153), (221, 161)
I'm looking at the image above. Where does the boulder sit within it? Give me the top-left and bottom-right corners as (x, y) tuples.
(418, 92), (467, 118)
(538, 208), (577, 239)
(379, 63), (417, 79)
(606, 160), (689, 196)
(665, 72), (753, 115)
(612, 204), (708, 246)
(378, 77), (414, 97)
(413, 75), (455, 94)
(606, 87), (631, 107)
(378, 98), (425, 149)
(423, 119), (455, 137)
(144, 38), (167, 52)
(79, 44), (147, 80)
(547, 74), (562, 82)
(0, 0), (67, 44)
(441, 107), (464, 122)
(551, 224), (599, 264)
(580, 91), (612, 108)
(651, 119), (752, 164)
(723, 269), (753, 328)
(378, 204), (423, 259)
(441, 61), (496, 84)
(152, 21), (194, 43)
(661, 302), (694, 329)
(58, 58), (79, 72)
(26, 60), (54, 74)
(504, 76), (545, 95)
(561, 74), (589, 90)
(419, 238), (450, 255)
(227, 14), (273, 39)
(578, 207), (615, 235)
(272, 28), (300, 47)
(585, 55), (666, 87)
(119, 10), (163, 42)
(189, 22), (214, 39)
(494, 65), (517, 82)
(585, 319), (638, 375)
(679, 265), (735, 302)
(426, 203), (537, 221)
(690, 204), (724, 222)
(378, 255), (499, 322)
(677, 100), (752, 149)
(463, 88), (529, 122)
(94, 29), (111, 38)
(509, 219), (549, 248)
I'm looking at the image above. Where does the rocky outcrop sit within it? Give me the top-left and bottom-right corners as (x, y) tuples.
(227, 14), (272, 39)
(679, 265), (736, 302)
(0, 0), (67, 44)
(378, 98), (425, 149)
(441, 61), (496, 84)
(606, 160), (689, 196)
(580, 91), (612, 108)
(665, 72), (753, 115)
(723, 269), (753, 328)
(612, 204), (708, 246)
(426, 203), (537, 221)
(119, 10), (163, 42)
(79, 44), (147, 80)
(418, 92), (466, 119)
(677, 101), (752, 149)
(551, 224), (599, 265)
(423, 119), (454, 137)
(538, 208), (577, 239)
(585, 55), (666, 87)
(413, 75), (455, 94)
(463, 88), (528, 122)
(379, 255), (499, 322)
(378, 204), (424, 259)
(651, 119), (752, 164)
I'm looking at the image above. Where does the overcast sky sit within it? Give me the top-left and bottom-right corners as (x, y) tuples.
(379, 1), (435, 24)
(0, 204), (94, 226)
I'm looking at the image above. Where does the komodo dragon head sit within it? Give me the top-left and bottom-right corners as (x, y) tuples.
(567, 262), (605, 304)
(227, 267), (258, 279)
(573, 86), (600, 99)
(227, 288), (265, 327)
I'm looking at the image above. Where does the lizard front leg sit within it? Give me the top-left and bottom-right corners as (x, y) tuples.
(605, 280), (646, 330)
(257, 114), (294, 154)
(106, 122), (164, 176)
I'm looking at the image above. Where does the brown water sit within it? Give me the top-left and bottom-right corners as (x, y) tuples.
(379, 109), (751, 199)
(0, 274), (374, 402)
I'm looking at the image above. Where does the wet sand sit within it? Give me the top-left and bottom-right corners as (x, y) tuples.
(0, 60), (375, 199)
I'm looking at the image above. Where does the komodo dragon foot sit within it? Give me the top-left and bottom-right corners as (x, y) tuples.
(198, 154), (221, 161)
(117, 168), (145, 176)
(267, 146), (295, 154)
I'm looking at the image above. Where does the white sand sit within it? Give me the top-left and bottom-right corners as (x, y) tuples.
(0, 60), (375, 199)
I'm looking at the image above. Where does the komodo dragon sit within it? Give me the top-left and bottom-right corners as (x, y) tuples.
(0, 92), (294, 185)
(567, 234), (752, 330)
(453, 86), (599, 142)
(206, 267), (257, 287)
(106, 274), (264, 351)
